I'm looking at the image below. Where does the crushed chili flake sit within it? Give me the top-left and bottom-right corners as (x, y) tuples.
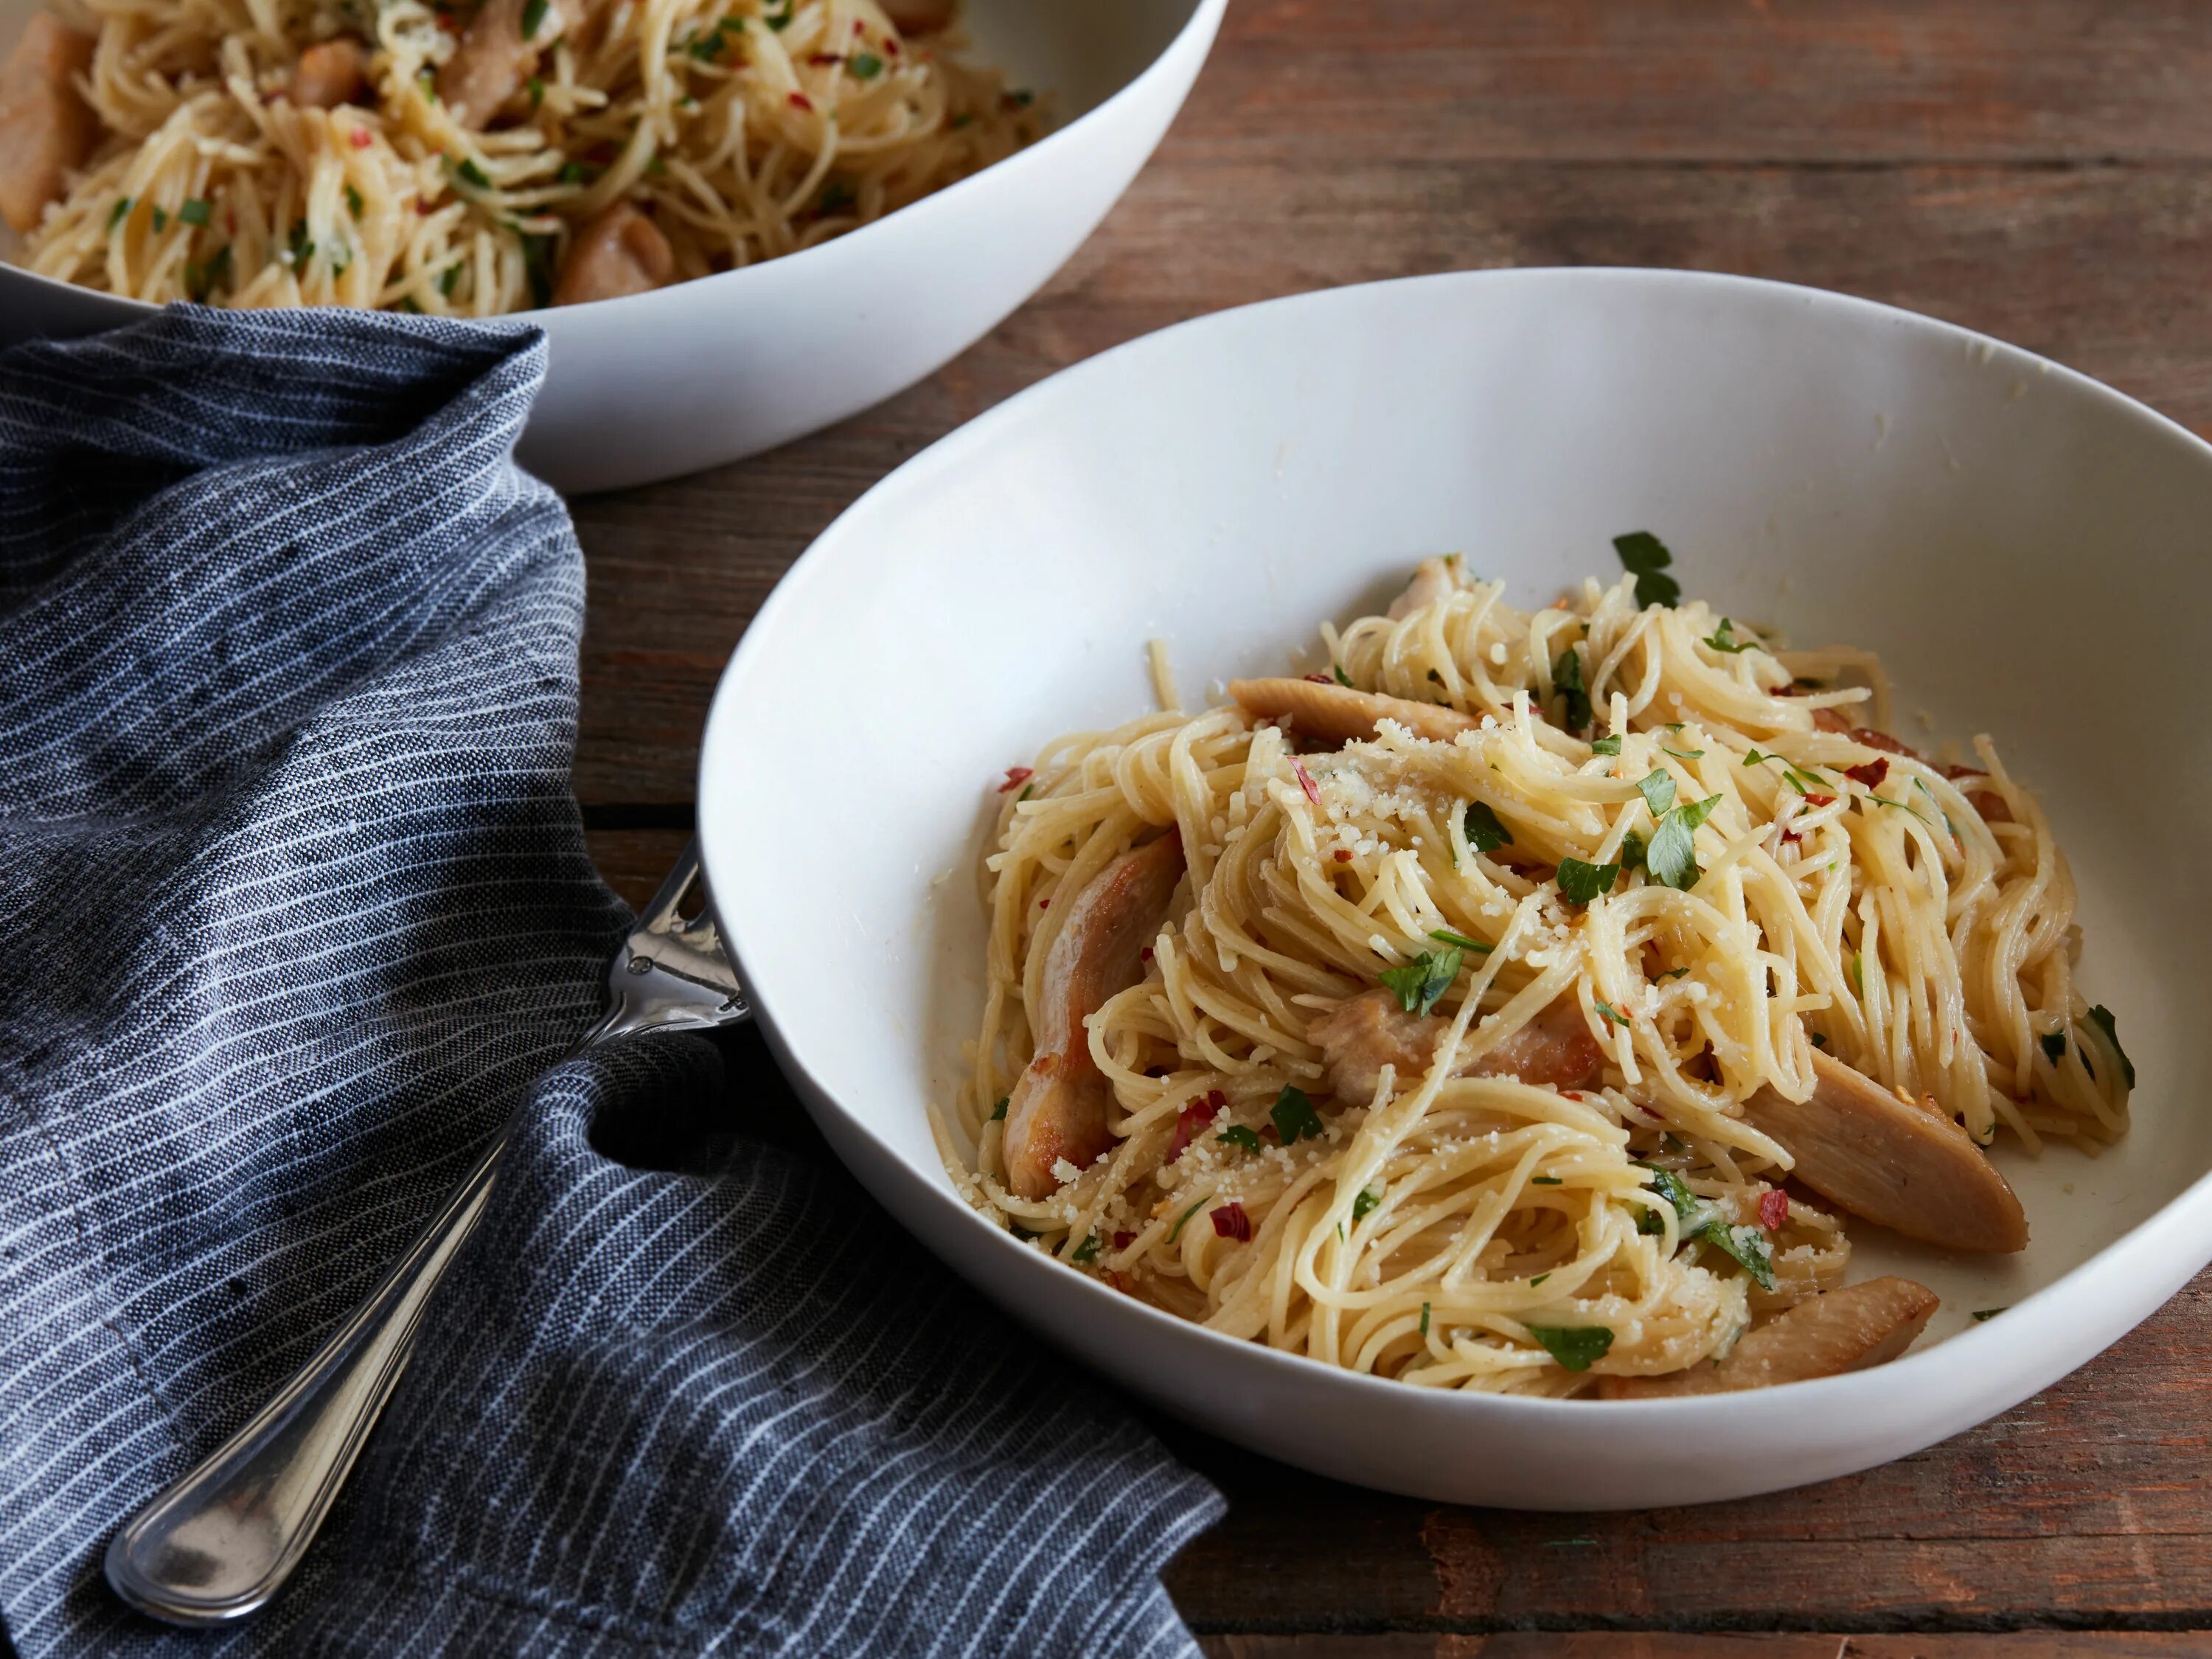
(1778, 826), (1803, 846)
(1139, 946), (1154, 961)
(1303, 672), (1333, 684)
(998, 766), (1032, 792)
(1291, 757), (1321, 806)
(1801, 793), (1837, 807)
(1169, 1091), (1225, 1159)
(1037, 898), (1048, 910)
(1333, 849), (1353, 863)
(808, 51), (842, 63)
(349, 126), (373, 148)
(882, 35), (898, 52)
(1113, 1230), (1135, 1250)
(1944, 762), (1987, 780)
(1843, 757), (1890, 788)
(788, 91), (815, 111)
(1210, 1201), (1252, 1242)
(1759, 1189), (1790, 1231)
(226, 209), (237, 234)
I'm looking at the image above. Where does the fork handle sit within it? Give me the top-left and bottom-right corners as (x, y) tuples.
(102, 1133), (508, 1624)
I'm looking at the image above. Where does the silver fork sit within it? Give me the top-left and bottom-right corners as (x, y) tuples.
(103, 841), (750, 1625)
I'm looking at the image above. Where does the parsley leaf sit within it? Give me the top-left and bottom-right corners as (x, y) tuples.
(1526, 1324), (1615, 1371)
(1593, 999), (1627, 1029)
(1635, 768), (1677, 818)
(1463, 801), (1513, 853)
(1662, 745), (1705, 760)
(1352, 1186), (1381, 1223)
(2087, 1005), (2135, 1089)
(1553, 647), (1591, 733)
(527, 74), (544, 108)
(1645, 793), (1722, 891)
(178, 198), (211, 226)
(990, 1096), (1008, 1121)
(1849, 950), (1865, 996)
(1971, 1307), (2007, 1322)
(1744, 748), (1832, 798)
(1635, 1205), (1666, 1236)
(1557, 858), (1621, 905)
(1217, 1124), (1262, 1152)
(1613, 530), (1680, 608)
(1591, 734), (1623, 756)
(1167, 1200), (1208, 1242)
(521, 0), (549, 35)
(1428, 928), (1492, 954)
(1332, 662), (1352, 687)
(1703, 616), (1756, 654)
(850, 48), (883, 77)
(1531, 1175), (1563, 1186)
(2040, 1030), (2068, 1063)
(1699, 1220), (1777, 1290)
(107, 196), (133, 230)
(451, 156), (492, 190)
(1419, 1301), (1431, 1338)
(1380, 947), (1461, 1016)
(1530, 1272), (1551, 1286)
(1619, 830), (1647, 872)
(1270, 1086), (1324, 1145)
(344, 184), (364, 217)
(1071, 1232), (1099, 1264)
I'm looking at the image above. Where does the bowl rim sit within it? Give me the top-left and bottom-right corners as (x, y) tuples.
(0, 0), (1225, 321)
(698, 264), (2212, 1422)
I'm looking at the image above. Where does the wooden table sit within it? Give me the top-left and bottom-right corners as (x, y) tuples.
(574, 4), (2212, 1651)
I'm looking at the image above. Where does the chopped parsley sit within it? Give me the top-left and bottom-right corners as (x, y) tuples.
(1971, 1307), (2007, 1322)
(1270, 1085), (1324, 1145)
(450, 156), (493, 190)
(818, 180), (854, 213)
(286, 222), (315, 271)
(990, 1096), (1008, 1121)
(1662, 745), (1705, 760)
(344, 184), (364, 218)
(520, 232), (556, 307)
(1557, 857), (1621, 905)
(1352, 1186), (1381, 1222)
(1613, 530), (1681, 608)
(1530, 1273), (1551, 1287)
(521, 0), (549, 35)
(1635, 768), (1677, 818)
(1553, 647), (1591, 733)
(1635, 1205), (1666, 1236)
(763, 0), (792, 27)
(1331, 662), (1352, 687)
(1531, 1175), (1563, 1186)
(183, 244), (231, 302)
(1591, 734), (1622, 756)
(687, 15), (742, 59)
(1593, 999), (1627, 1029)
(1703, 617), (1756, 654)
(558, 160), (600, 184)
(1526, 1324), (1614, 1371)
(438, 262), (462, 297)
(1216, 1124), (1262, 1152)
(1380, 947), (1461, 1016)
(1428, 927), (1492, 954)
(2040, 1030), (2068, 1064)
(1166, 1198), (1207, 1243)
(1849, 950), (1865, 996)
(1743, 748), (1832, 799)
(1619, 830), (1647, 872)
(850, 48), (883, 77)
(1463, 801), (1512, 853)
(1638, 1166), (1774, 1288)
(1810, 1030), (1829, 1048)
(2087, 1004), (2135, 1088)
(107, 196), (133, 230)
(151, 206), (169, 232)
(1645, 793), (1722, 891)
(526, 74), (545, 108)
(178, 198), (212, 226)
(1070, 1232), (1099, 1264)
(1419, 1301), (1431, 1338)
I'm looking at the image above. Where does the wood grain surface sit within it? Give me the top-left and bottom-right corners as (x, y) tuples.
(577, 1), (2212, 1649)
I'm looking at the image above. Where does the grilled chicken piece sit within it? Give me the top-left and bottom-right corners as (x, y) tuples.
(1230, 678), (1480, 746)
(436, 0), (580, 125)
(1598, 1276), (1940, 1398)
(1003, 832), (1185, 1199)
(552, 203), (674, 305)
(1310, 988), (1602, 1102)
(288, 38), (369, 108)
(0, 15), (97, 235)
(1745, 1050), (2027, 1253)
(1386, 555), (1467, 621)
(881, 0), (955, 31)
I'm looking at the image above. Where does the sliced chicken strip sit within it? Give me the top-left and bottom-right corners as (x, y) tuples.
(1385, 555), (1467, 621)
(436, 0), (580, 125)
(1003, 832), (1185, 1199)
(1309, 988), (1602, 1102)
(0, 15), (98, 236)
(288, 38), (369, 108)
(1230, 678), (1480, 746)
(1598, 1276), (1939, 1398)
(1745, 1049), (2028, 1253)
(552, 202), (674, 305)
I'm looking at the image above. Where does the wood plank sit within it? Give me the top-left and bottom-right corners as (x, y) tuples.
(571, 164), (2212, 805)
(1203, 1), (2212, 164)
(1197, 1638), (2212, 1658)
(581, 826), (693, 913)
(1158, 1278), (2212, 1633)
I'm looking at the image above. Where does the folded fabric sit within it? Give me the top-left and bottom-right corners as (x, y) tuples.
(0, 307), (1221, 1658)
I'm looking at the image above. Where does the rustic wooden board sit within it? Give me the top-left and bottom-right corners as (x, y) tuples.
(570, 1), (2212, 1646)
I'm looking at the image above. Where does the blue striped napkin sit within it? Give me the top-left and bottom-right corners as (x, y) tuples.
(0, 307), (1220, 1658)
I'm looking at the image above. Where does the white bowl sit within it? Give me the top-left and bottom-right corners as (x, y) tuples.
(699, 268), (2211, 1509)
(0, 0), (1222, 493)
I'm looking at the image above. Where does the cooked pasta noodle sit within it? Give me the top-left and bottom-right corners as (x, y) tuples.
(933, 555), (2132, 1397)
(11, 0), (1041, 311)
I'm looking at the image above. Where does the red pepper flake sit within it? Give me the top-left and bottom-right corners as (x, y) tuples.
(998, 766), (1032, 793)
(1291, 757), (1321, 806)
(1759, 1189), (1790, 1231)
(1139, 946), (1154, 961)
(882, 35), (898, 52)
(808, 51), (843, 63)
(1210, 1201), (1252, 1242)
(852, 16), (864, 31)
(1843, 757), (1889, 788)
(1037, 898), (1048, 910)
(1303, 672), (1332, 684)
(1333, 848), (1352, 863)
(1113, 1230), (1135, 1250)
(1170, 1091), (1225, 1158)
(1778, 826), (1803, 846)
(225, 209), (237, 234)
(1801, 793), (1837, 808)
(1944, 762), (1987, 781)
(349, 127), (373, 149)
(788, 91), (815, 111)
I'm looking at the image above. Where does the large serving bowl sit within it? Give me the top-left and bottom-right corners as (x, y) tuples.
(0, 0), (1222, 493)
(698, 268), (2209, 1509)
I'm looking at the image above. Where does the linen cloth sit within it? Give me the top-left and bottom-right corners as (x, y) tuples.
(0, 307), (1221, 1658)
